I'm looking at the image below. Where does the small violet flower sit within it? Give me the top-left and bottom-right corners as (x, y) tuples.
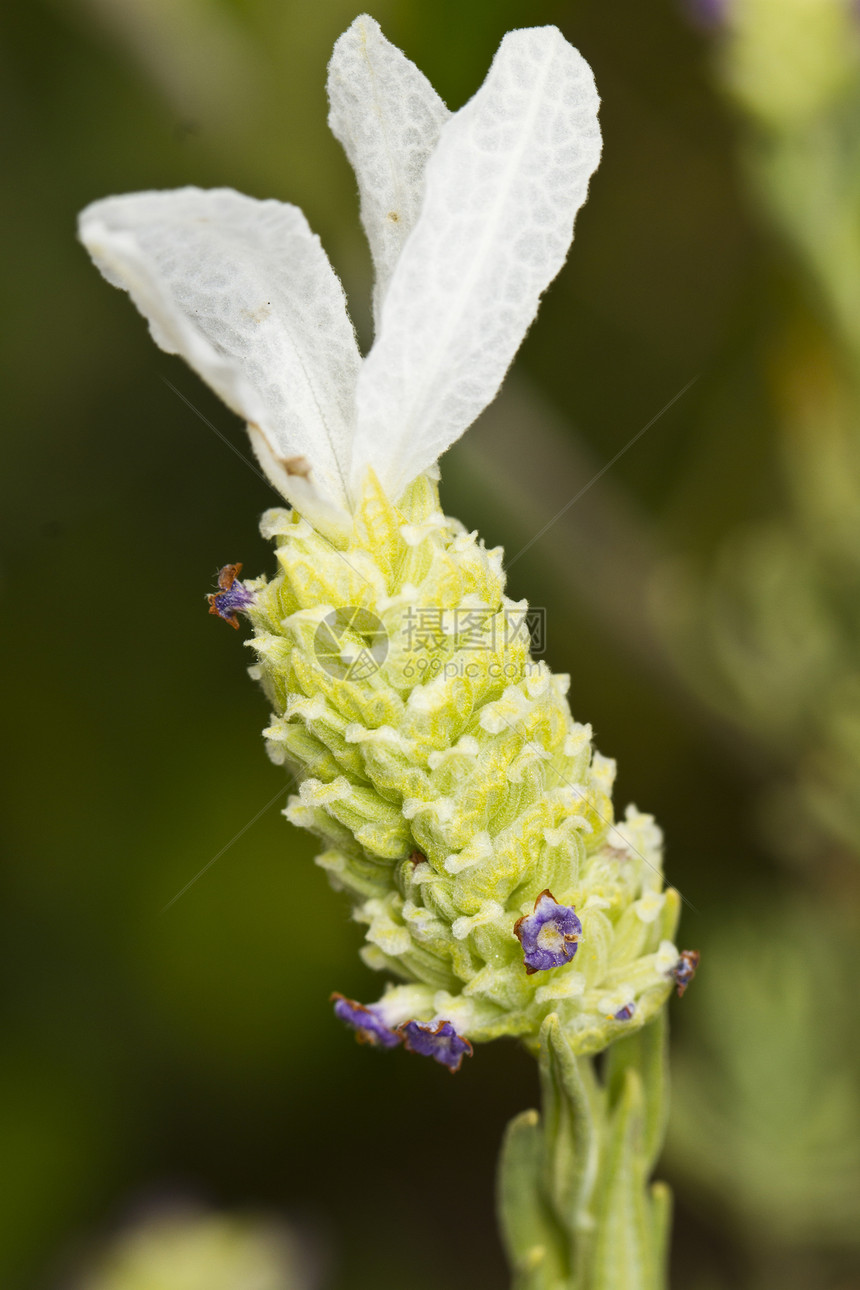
(613, 1003), (636, 1021)
(331, 993), (401, 1048)
(515, 890), (583, 975)
(207, 562), (255, 629)
(77, 15), (601, 540)
(671, 949), (700, 997)
(399, 1019), (474, 1073)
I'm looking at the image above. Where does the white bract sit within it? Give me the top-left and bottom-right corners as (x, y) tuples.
(79, 15), (601, 536)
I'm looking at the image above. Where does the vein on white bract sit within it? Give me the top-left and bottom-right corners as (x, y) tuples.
(78, 15), (602, 538)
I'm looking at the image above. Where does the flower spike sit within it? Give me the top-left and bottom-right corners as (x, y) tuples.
(78, 20), (684, 1064)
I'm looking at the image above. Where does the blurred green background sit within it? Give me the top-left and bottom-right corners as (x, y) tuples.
(2, 0), (860, 1287)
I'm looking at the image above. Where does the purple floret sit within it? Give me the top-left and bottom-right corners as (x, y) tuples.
(671, 950), (700, 997)
(399, 1019), (473, 1073)
(514, 890), (582, 975)
(207, 562), (255, 629)
(613, 1003), (636, 1022)
(331, 993), (402, 1048)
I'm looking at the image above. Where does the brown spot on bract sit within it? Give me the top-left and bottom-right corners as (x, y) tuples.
(281, 455), (312, 479)
(241, 302), (273, 324)
(386, 210), (400, 223)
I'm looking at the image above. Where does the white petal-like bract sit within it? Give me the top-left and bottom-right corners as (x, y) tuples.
(352, 26), (602, 499)
(79, 23), (603, 530)
(79, 187), (361, 515)
(327, 14), (450, 323)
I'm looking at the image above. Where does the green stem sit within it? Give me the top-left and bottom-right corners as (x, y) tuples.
(497, 1013), (671, 1290)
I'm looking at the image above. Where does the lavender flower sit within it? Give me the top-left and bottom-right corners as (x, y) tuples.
(514, 890), (583, 975)
(399, 1019), (473, 1072)
(78, 13), (683, 1060)
(331, 993), (401, 1048)
(206, 563), (255, 629)
(671, 949), (700, 996)
(77, 17), (689, 1285)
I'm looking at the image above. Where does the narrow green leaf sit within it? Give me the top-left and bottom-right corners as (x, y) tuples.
(497, 1108), (570, 1290)
(590, 1068), (656, 1290)
(538, 1014), (606, 1283)
(539, 1016), (604, 1220)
